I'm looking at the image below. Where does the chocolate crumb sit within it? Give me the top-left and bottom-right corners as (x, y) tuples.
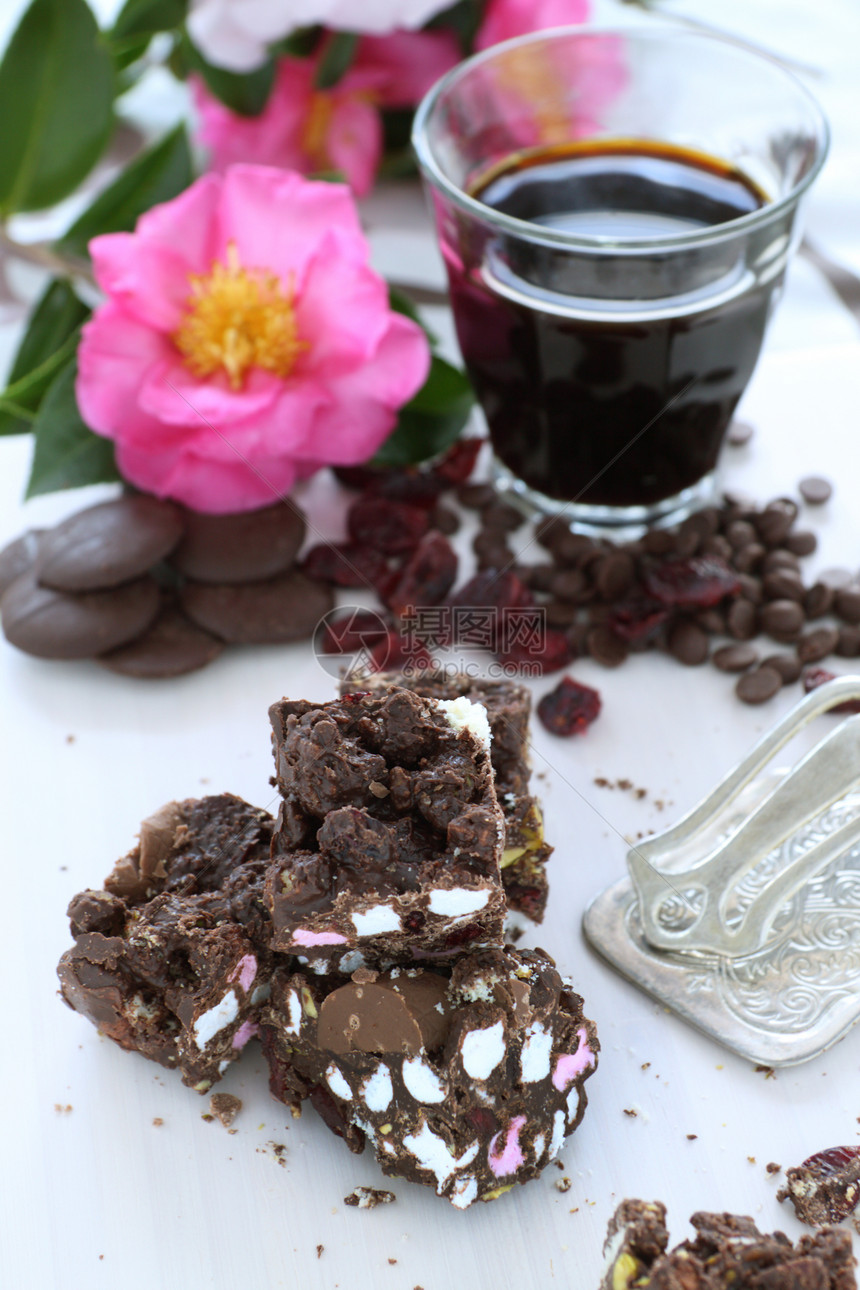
(388, 1258), (397, 1265)
(748, 1156), (757, 1164)
(623, 1108), (638, 1118)
(200, 1113), (214, 1122)
(316, 1245), (324, 1259)
(66, 734), (76, 744)
(767, 1162), (782, 1175)
(641, 1062), (651, 1071)
(53, 1103), (73, 1113)
(344, 1187), (396, 1209)
(555, 1177), (572, 1193)
(754, 1065), (776, 1079)
(209, 1092), (242, 1128)
(687, 1134), (698, 1140)
(152, 1117), (164, 1127)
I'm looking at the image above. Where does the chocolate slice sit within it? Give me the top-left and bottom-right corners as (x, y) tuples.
(36, 497), (184, 591)
(170, 503), (305, 584)
(1, 570), (160, 659)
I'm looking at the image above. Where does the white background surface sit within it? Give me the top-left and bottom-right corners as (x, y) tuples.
(1, 2), (859, 1288)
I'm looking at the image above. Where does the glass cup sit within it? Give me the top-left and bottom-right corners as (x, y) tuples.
(413, 26), (829, 533)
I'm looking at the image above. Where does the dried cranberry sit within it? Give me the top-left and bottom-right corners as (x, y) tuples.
(642, 556), (741, 608)
(607, 598), (668, 644)
(496, 627), (574, 676)
(537, 675), (602, 736)
(802, 667), (860, 713)
(465, 1107), (499, 1138)
(383, 532), (459, 618)
(302, 542), (387, 588)
(347, 496), (428, 555)
(368, 629), (433, 673)
(787, 1145), (860, 1223)
(433, 437), (484, 487)
(443, 921), (484, 948)
(308, 1085), (365, 1152)
(321, 610), (390, 656)
(404, 911), (426, 932)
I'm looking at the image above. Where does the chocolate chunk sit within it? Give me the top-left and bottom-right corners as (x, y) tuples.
(0, 529), (43, 596)
(594, 552), (635, 601)
(98, 605), (224, 677)
(344, 1187), (395, 1208)
(262, 946), (598, 1208)
(180, 570), (334, 644)
(787, 529), (818, 557)
(799, 475), (833, 505)
(778, 1145), (860, 1227)
(209, 1093), (242, 1127)
(736, 665), (783, 704)
(804, 583), (835, 619)
(601, 1199), (855, 1290)
(712, 643), (758, 673)
(726, 598), (758, 641)
(587, 625), (629, 667)
(762, 569), (805, 601)
(1, 570), (160, 659)
(836, 626), (860, 658)
(36, 497), (183, 591)
(317, 972), (451, 1056)
(667, 620), (709, 666)
(834, 587), (860, 625)
(170, 502), (305, 583)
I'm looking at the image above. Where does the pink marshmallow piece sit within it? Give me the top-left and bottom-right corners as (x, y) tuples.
(231, 1020), (259, 1050)
(487, 1115), (526, 1178)
(552, 1026), (595, 1091)
(292, 928), (348, 947)
(229, 954), (257, 993)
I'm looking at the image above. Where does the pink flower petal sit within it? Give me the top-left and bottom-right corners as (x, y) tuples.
(356, 30), (461, 108)
(138, 356), (282, 428)
(476, 0), (590, 50)
(76, 305), (179, 448)
(294, 244), (391, 378)
(324, 92), (382, 198)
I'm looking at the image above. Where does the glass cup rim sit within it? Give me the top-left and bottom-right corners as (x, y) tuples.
(411, 23), (831, 254)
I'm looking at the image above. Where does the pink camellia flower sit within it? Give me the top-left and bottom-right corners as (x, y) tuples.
(192, 31), (460, 196)
(76, 166), (430, 513)
(475, 0), (590, 50)
(188, 0), (455, 72)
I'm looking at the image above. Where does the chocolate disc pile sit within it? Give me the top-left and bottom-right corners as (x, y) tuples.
(0, 495), (332, 675)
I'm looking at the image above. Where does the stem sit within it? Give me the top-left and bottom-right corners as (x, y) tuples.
(0, 223), (95, 286)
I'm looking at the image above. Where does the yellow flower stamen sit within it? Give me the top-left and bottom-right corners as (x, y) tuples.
(173, 242), (305, 390)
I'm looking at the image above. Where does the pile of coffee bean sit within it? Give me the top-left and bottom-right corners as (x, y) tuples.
(0, 496), (332, 676)
(462, 480), (853, 704)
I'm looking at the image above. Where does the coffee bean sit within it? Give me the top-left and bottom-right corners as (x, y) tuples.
(668, 620), (709, 666)
(726, 520), (757, 549)
(797, 626), (840, 664)
(760, 598), (805, 642)
(429, 504), (460, 537)
(834, 587), (860, 624)
(736, 665), (783, 704)
(473, 530), (513, 568)
(594, 551), (635, 601)
(736, 574), (763, 605)
(552, 530), (596, 565)
(696, 607), (727, 634)
(803, 583), (834, 619)
(481, 501), (523, 532)
(727, 419), (755, 446)
(551, 568), (588, 602)
(785, 530), (817, 557)
(762, 549), (800, 575)
(686, 507), (721, 539)
(535, 516), (568, 550)
(799, 475), (833, 505)
(2, 571), (160, 659)
(713, 643), (758, 672)
(673, 519), (701, 558)
(761, 653), (803, 684)
(732, 542), (765, 574)
(727, 598), (758, 640)
(586, 625), (629, 668)
(641, 530), (676, 556)
(38, 497), (184, 592)
(762, 569), (804, 602)
(170, 502), (304, 584)
(755, 504), (796, 547)
(522, 563), (557, 593)
(836, 626), (860, 658)
(545, 599), (580, 628)
(456, 482), (497, 510)
(701, 534), (733, 561)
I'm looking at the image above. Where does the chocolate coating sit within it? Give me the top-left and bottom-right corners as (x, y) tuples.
(1, 570), (160, 658)
(171, 503), (305, 584)
(36, 496), (184, 591)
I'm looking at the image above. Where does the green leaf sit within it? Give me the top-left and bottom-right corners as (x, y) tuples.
(0, 0), (115, 214)
(426, 0), (482, 52)
(26, 359), (121, 498)
(56, 125), (193, 258)
(314, 32), (358, 90)
(372, 356), (475, 468)
(111, 0), (187, 42)
(0, 280), (90, 436)
(180, 31), (275, 116)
